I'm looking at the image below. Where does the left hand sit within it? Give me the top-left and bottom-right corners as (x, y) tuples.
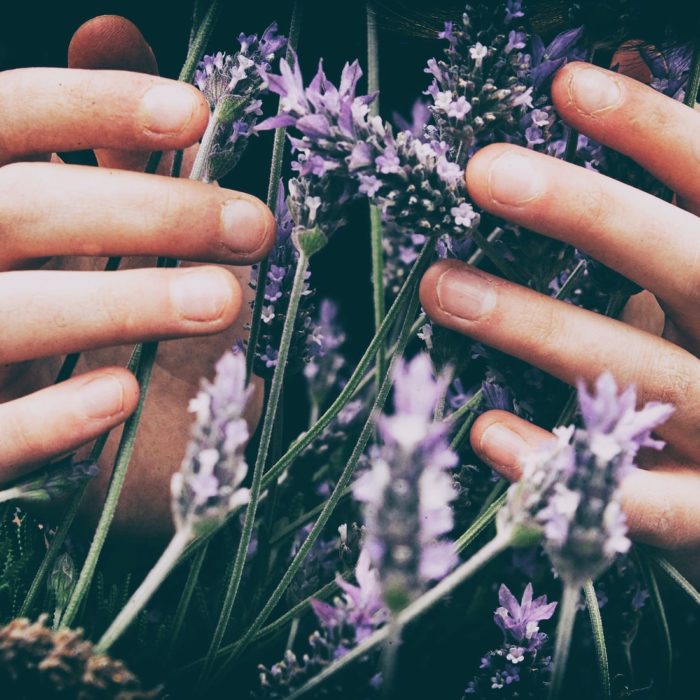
(420, 61), (700, 584)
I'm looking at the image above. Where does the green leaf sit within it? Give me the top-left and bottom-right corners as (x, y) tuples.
(583, 580), (610, 700)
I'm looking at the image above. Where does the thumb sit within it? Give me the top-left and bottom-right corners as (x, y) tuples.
(68, 15), (162, 171)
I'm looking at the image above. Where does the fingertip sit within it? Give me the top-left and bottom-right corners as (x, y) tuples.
(97, 367), (140, 416)
(68, 15), (158, 75)
(464, 142), (512, 207)
(550, 60), (579, 114)
(419, 258), (459, 320)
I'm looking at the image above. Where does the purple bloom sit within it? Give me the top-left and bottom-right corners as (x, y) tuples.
(353, 354), (458, 612)
(464, 583), (556, 697)
(193, 24), (287, 181)
(498, 373), (673, 585)
(171, 350), (252, 535)
(258, 56), (477, 240)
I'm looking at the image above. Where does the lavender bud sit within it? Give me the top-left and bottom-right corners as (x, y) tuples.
(353, 354), (458, 613)
(171, 349), (252, 536)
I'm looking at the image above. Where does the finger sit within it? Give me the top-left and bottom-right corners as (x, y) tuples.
(0, 367), (138, 481)
(420, 260), (700, 456)
(0, 162), (275, 265)
(464, 143), (700, 316)
(69, 15), (164, 172)
(551, 62), (700, 205)
(471, 410), (700, 551)
(0, 68), (208, 165)
(0, 266), (243, 363)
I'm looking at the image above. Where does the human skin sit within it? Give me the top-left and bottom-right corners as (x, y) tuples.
(420, 61), (700, 583)
(0, 16), (272, 539)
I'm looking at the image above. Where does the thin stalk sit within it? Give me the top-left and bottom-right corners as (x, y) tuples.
(60, 342), (157, 628)
(583, 580), (610, 700)
(198, 252), (311, 688)
(548, 584), (580, 700)
(189, 101), (224, 183)
(286, 534), (510, 700)
(651, 552), (700, 606)
(454, 493), (507, 554)
(260, 240), (434, 489)
(381, 619), (402, 699)
(636, 548), (672, 692)
(95, 527), (193, 653)
(685, 34), (700, 108)
(166, 543), (209, 661)
(471, 229), (527, 285)
(367, 2), (385, 382)
(246, 0), (304, 380)
(216, 276), (425, 680)
(178, 0), (222, 83)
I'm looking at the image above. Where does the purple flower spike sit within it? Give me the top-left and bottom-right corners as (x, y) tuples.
(354, 354), (458, 613)
(498, 372), (674, 586)
(464, 582), (556, 697)
(171, 350), (252, 535)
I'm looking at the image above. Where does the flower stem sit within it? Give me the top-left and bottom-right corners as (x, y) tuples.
(95, 527), (192, 654)
(198, 251), (311, 689)
(60, 342), (157, 628)
(584, 579), (610, 700)
(178, 0), (222, 83)
(246, 0), (304, 380)
(367, 2), (386, 383)
(685, 34), (700, 108)
(548, 584), (580, 700)
(649, 550), (700, 606)
(286, 534), (510, 700)
(215, 265), (426, 681)
(260, 240), (433, 489)
(166, 542), (209, 662)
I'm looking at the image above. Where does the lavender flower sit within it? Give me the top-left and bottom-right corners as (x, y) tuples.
(257, 57), (479, 240)
(464, 583), (557, 697)
(171, 349), (252, 536)
(353, 354), (458, 612)
(0, 458), (98, 505)
(250, 181), (316, 375)
(193, 24), (287, 181)
(258, 550), (387, 699)
(498, 373), (673, 585)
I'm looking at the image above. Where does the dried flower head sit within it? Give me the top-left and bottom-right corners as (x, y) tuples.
(0, 616), (158, 699)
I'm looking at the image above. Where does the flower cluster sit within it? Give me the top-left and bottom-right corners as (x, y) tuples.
(194, 24), (287, 181)
(464, 583), (557, 697)
(250, 181), (316, 374)
(258, 550), (387, 698)
(353, 354), (458, 612)
(258, 58), (479, 241)
(171, 349), (252, 536)
(498, 373), (673, 585)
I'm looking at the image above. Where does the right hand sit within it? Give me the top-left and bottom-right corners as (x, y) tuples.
(0, 17), (274, 537)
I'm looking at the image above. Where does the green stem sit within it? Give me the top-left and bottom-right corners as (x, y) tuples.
(548, 584), (580, 700)
(178, 0), (222, 83)
(60, 343), (157, 628)
(286, 534), (510, 700)
(583, 580), (610, 700)
(190, 102), (224, 183)
(246, 0), (304, 380)
(635, 548), (672, 692)
(95, 527), (193, 653)
(651, 552), (700, 606)
(260, 240), (434, 489)
(367, 3), (385, 383)
(454, 493), (507, 554)
(381, 619), (402, 699)
(216, 271), (425, 680)
(167, 542), (209, 661)
(685, 34), (700, 109)
(198, 252), (311, 688)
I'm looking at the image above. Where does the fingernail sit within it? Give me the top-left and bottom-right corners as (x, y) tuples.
(487, 153), (545, 206)
(140, 84), (198, 134)
(81, 375), (125, 419)
(569, 67), (622, 115)
(479, 423), (529, 473)
(435, 267), (497, 320)
(170, 269), (232, 322)
(220, 199), (271, 256)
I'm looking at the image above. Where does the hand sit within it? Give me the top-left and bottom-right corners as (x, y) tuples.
(420, 61), (700, 584)
(0, 17), (274, 538)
